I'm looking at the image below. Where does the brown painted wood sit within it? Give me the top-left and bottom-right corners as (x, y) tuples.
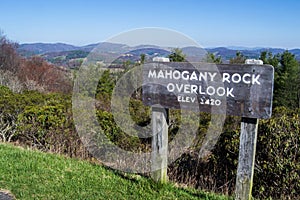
(142, 62), (274, 119)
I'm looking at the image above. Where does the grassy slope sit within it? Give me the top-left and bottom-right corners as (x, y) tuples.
(0, 143), (231, 200)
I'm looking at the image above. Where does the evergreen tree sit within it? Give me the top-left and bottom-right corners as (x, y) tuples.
(260, 51), (300, 108)
(204, 52), (222, 64)
(168, 48), (186, 62)
(259, 51), (280, 67)
(277, 51), (300, 108)
(229, 51), (246, 64)
(140, 54), (146, 64)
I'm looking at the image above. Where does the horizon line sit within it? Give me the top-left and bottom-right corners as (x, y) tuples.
(18, 41), (299, 50)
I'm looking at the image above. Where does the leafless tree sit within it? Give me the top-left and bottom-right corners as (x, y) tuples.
(0, 33), (20, 73)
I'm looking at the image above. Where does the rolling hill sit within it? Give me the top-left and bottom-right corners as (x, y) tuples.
(17, 42), (300, 68)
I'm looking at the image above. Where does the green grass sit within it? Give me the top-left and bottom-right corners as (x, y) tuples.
(0, 143), (231, 200)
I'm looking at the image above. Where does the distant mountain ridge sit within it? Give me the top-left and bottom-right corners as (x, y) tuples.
(18, 42), (300, 67)
(19, 43), (80, 54)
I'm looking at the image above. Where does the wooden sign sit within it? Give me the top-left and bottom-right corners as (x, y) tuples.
(143, 62), (274, 119)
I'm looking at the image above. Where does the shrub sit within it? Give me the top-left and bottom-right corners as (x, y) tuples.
(169, 108), (300, 199)
(254, 107), (300, 199)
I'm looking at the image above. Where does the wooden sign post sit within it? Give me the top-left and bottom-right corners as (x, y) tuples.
(151, 106), (168, 183)
(142, 61), (274, 198)
(235, 117), (258, 200)
(235, 59), (264, 200)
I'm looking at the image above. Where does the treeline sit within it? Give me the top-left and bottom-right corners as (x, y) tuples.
(260, 51), (300, 108)
(0, 33), (299, 199)
(0, 34), (72, 93)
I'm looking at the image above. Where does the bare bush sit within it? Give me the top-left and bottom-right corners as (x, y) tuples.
(0, 113), (17, 142)
(23, 78), (45, 92)
(0, 70), (23, 93)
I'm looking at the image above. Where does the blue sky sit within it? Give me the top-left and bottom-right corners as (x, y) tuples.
(1, 0), (300, 48)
